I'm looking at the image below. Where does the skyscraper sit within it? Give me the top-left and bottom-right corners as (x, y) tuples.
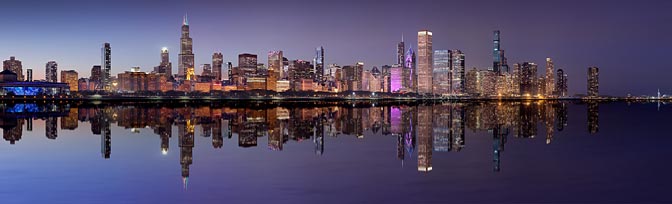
(451, 50), (465, 95)
(3, 56), (23, 81)
(101, 43), (111, 90)
(493, 30), (501, 73)
(433, 50), (451, 95)
(178, 15), (195, 79)
(519, 62), (538, 96)
(156, 47), (172, 76)
(417, 30), (433, 95)
(212, 52), (223, 81)
(238, 53), (258, 73)
(314, 47), (324, 82)
(26, 69), (32, 82)
(403, 47), (416, 92)
(397, 35), (405, 65)
(587, 66), (599, 98)
(90, 65), (101, 82)
(46, 61), (58, 82)
(61, 70), (78, 92)
(545, 58), (555, 96)
(556, 69), (568, 97)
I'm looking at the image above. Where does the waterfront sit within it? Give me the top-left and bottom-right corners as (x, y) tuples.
(0, 101), (670, 203)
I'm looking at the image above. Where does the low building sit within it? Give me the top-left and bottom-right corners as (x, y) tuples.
(0, 70), (69, 96)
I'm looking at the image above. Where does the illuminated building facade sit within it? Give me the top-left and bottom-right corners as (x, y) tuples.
(519, 62), (538, 96)
(3, 56), (24, 81)
(403, 47), (416, 92)
(417, 30), (433, 94)
(545, 58), (555, 96)
(60, 70), (78, 92)
(178, 15), (194, 79)
(314, 47), (324, 82)
(556, 69), (568, 97)
(451, 50), (465, 95)
(102, 43), (111, 90)
(46, 61), (58, 83)
(433, 50), (451, 95)
(587, 66), (599, 97)
(212, 52), (223, 81)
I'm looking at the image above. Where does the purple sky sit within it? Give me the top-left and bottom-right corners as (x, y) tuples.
(0, 0), (670, 96)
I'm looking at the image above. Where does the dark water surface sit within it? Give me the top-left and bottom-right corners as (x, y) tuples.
(0, 101), (670, 203)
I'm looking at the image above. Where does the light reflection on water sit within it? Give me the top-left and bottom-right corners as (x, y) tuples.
(0, 101), (670, 203)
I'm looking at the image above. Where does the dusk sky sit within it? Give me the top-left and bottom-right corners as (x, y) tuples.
(1, 0), (670, 96)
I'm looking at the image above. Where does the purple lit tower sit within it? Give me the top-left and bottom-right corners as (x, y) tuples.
(390, 65), (403, 92)
(403, 47), (416, 92)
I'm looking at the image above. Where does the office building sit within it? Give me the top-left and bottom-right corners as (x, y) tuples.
(556, 69), (568, 97)
(587, 66), (599, 97)
(178, 15), (195, 79)
(451, 50), (465, 95)
(545, 58), (555, 96)
(212, 52), (223, 81)
(60, 70), (79, 92)
(3, 56), (24, 81)
(46, 61), (58, 82)
(102, 43), (112, 90)
(433, 50), (451, 95)
(417, 30), (433, 94)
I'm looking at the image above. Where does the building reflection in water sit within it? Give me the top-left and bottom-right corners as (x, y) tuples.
(0, 101), (614, 185)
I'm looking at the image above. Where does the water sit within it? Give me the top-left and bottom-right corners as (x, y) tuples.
(0, 101), (670, 203)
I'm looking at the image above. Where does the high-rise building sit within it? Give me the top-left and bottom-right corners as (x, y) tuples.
(433, 50), (451, 95)
(26, 69), (32, 82)
(200, 64), (212, 77)
(238, 53), (258, 73)
(46, 61), (58, 82)
(545, 58), (555, 96)
(102, 43), (112, 90)
(587, 66), (599, 98)
(61, 70), (79, 92)
(389, 65), (403, 93)
(493, 30), (501, 73)
(90, 65), (101, 82)
(155, 47), (173, 76)
(212, 52), (223, 81)
(397, 35), (405, 65)
(417, 30), (433, 95)
(3, 56), (23, 81)
(556, 69), (568, 97)
(314, 47), (324, 82)
(178, 15), (195, 79)
(403, 47), (416, 92)
(519, 62), (538, 96)
(451, 50), (466, 95)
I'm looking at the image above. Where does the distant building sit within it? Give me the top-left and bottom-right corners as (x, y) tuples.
(60, 70), (79, 92)
(212, 52), (223, 81)
(587, 67), (599, 97)
(519, 62), (538, 96)
(0, 70), (69, 96)
(314, 47), (324, 82)
(403, 47), (416, 92)
(417, 30), (433, 94)
(102, 43), (112, 90)
(389, 65), (403, 92)
(155, 47), (173, 76)
(556, 69), (568, 97)
(46, 61), (58, 82)
(178, 15), (195, 79)
(397, 36), (405, 65)
(26, 69), (32, 82)
(451, 50), (465, 95)
(545, 58), (555, 96)
(90, 65), (101, 83)
(433, 50), (451, 95)
(3, 56), (24, 81)
(238, 53), (258, 73)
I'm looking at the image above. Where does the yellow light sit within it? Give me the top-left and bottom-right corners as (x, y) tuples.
(162, 149), (168, 155)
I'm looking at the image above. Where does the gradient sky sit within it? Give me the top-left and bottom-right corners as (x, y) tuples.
(1, 0), (670, 96)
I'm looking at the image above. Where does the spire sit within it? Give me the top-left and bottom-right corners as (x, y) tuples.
(183, 13), (189, 26)
(402, 33), (404, 42)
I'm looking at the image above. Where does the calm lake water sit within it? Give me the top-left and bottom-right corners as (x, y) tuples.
(0, 101), (670, 203)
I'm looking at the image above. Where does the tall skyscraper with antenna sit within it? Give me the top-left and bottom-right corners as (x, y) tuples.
(178, 14), (195, 80)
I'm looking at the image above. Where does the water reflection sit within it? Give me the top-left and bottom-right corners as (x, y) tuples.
(1, 101), (607, 183)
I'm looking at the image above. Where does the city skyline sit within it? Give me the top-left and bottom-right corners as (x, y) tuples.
(1, 0), (671, 96)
